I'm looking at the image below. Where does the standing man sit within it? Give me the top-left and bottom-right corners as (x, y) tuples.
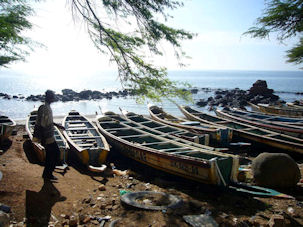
(34, 90), (63, 181)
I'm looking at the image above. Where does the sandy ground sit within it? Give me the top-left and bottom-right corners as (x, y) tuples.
(0, 125), (303, 227)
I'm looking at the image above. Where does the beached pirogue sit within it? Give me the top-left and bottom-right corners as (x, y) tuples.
(26, 109), (69, 168)
(148, 104), (233, 147)
(118, 109), (226, 152)
(96, 111), (290, 198)
(0, 115), (16, 142)
(249, 102), (303, 118)
(178, 105), (303, 155)
(223, 108), (303, 127)
(62, 110), (110, 172)
(216, 108), (303, 138)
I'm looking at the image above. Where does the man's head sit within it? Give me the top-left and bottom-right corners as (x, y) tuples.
(45, 90), (56, 104)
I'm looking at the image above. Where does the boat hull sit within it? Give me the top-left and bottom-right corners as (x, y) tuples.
(62, 110), (110, 170)
(96, 115), (239, 186)
(257, 104), (303, 118)
(26, 109), (69, 164)
(216, 109), (303, 138)
(148, 105), (233, 146)
(179, 105), (303, 155)
(0, 116), (16, 142)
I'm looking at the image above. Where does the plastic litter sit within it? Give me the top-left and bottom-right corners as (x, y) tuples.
(119, 190), (130, 196)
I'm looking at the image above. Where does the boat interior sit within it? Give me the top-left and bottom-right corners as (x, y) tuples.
(65, 113), (104, 149)
(0, 116), (14, 125)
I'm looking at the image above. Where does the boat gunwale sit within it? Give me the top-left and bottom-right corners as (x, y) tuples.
(62, 111), (109, 153)
(95, 115), (230, 167)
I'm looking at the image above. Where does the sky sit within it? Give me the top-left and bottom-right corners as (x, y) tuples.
(3, 0), (302, 78)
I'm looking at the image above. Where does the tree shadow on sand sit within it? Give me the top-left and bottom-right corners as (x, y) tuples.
(26, 180), (66, 226)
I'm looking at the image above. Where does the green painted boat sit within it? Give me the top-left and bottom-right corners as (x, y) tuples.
(228, 107), (303, 127)
(178, 105), (303, 155)
(96, 112), (292, 198)
(118, 109), (228, 152)
(148, 104), (233, 147)
(216, 108), (303, 138)
(251, 103), (303, 118)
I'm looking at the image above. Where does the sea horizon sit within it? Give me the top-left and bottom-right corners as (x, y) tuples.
(0, 69), (302, 120)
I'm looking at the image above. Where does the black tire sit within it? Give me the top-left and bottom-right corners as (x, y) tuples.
(120, 191), (182, 210)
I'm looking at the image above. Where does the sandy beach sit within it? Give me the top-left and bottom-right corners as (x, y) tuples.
(0, 123), (303, 226)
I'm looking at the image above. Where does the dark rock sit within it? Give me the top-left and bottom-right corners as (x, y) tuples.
(62, 89), (77, 96)
(79, 90), (93, 100)
(252, 153), (301, 188)
(215, 94), (222, 99)
(190, 88), (199, 94)
(196, 99), (207, 107)
(249, 80), (275, 97)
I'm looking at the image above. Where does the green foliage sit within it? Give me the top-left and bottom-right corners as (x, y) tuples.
(71, 0), (194, 101)
(287, 37), (303, 64)
(244, 0), (303, 67)
(0, 0), (36, 67)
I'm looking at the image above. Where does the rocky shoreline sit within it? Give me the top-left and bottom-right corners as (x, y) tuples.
(0, 80), (302, 110)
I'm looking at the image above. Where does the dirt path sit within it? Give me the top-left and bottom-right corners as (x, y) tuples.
(1, 125), (303, 226)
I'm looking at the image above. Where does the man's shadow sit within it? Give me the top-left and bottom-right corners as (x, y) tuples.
(26, 180), (66, 226)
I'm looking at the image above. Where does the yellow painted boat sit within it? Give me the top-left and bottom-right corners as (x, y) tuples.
(95, 112), (293, 198)
(0, 115), (16, 143)
(96, 113), (239, 186)
(26, 109), (69, 168)
(62, 110), (110, 172)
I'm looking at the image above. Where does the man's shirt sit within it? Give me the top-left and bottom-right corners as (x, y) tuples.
(38, 103), (55, 144)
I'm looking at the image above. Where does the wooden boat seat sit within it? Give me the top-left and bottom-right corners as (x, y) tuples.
(106, 127), (134, 132)
(266, 133), (280, 137)
(78, 143), (96, 147)
(68, 123), (86, 127)
(173, 150), (201, 154)
(67, 121), (89, 124)
(160, 147), (190, 152)
(70, 136), (100, 139)
(66, 127), (95, 131)
(142, 141), (170, 146)
(73, 138), (96, 142)
(153, 126), (167, 130)
(99, 120), (118, 124)
(216, 120), (230, 124)
(120, 134), (147, 139)
(163, 130), (183, 135)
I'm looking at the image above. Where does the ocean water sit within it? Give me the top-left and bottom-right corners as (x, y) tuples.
(0, 70), (302, 120)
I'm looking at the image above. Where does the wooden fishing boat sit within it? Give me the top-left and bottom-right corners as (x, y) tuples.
(0, 115), (16, 142)
(216, 108), (303, 138)
(229, 107), (303, 127)
(96, 113), (239, 185)
(148, 104), (233, 147)
(178, 105), (303, 155)
(114, 109), (227, 152)
(25, 109), (69, 168)
(62, 110), (110, 172)
(251, 103), (303, 118)
(96, 114), (292, 198)
(286, 102), (303, 109)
